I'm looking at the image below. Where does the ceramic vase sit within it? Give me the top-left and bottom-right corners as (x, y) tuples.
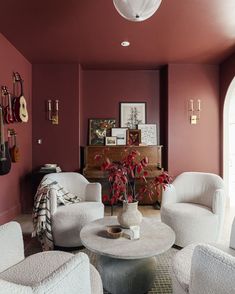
(117, 201), (142, 228)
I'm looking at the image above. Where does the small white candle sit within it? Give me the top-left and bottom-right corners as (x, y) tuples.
(189, 99), (194, 111)
(197, 99), (201, 111)
(55, 100), (59, 111)
(48, 100), (52, 111)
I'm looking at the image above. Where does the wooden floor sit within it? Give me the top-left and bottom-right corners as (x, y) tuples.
(15, 204), (235, 254)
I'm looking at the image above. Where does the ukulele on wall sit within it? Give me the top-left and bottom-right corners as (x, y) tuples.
(0, 106), (11, 175)
(13, 72), (29, 123)
(8, 128), (20, 163)
(1, 86), (14, 124)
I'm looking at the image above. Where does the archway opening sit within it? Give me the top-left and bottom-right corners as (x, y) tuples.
(224, 76), (235, 206)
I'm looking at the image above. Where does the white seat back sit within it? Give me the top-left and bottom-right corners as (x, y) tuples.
(43, 172), (89, 201)
(173, 172), (224, 208)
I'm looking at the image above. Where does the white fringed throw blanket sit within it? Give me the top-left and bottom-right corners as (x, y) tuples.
(32, 177), (81, 250)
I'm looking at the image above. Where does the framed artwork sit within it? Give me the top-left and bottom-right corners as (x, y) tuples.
(111, 128), (128, 145)
(105, 136), (117, 146)
(127, 129), (141, 146)
(138, 124), (157, 145)
(120, 102), (146, 129)
(89, 118), (116, 145)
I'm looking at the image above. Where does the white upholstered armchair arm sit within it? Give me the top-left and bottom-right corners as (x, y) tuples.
(212, 189), (225, 215)
(230, 217), (235, 249)
(190, 244), (235, 294)
(32, 253), (91, 294)
(0, 253), (92, 294)
(0, 222), (24, 272)
(49, 188), (58, 215)
(0, 280), (33, 294)
(85, 182), (102, 202)
(161, 184), (178, 207)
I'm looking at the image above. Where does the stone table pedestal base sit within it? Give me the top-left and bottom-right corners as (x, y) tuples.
(97, 255), (157, 294)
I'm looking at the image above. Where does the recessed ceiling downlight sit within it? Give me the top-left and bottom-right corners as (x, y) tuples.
(121, 41), (130, 47)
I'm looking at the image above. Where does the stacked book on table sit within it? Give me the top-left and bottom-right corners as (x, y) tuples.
(39, 164), (62, 173)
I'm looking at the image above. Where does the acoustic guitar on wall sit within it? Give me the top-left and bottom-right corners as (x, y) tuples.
(13, 72), (29, 123)
(0, 106), (11, 175)
(1, 86), (14, 124)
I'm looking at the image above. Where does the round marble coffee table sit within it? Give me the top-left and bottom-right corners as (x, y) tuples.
(80, 216), (175, 294)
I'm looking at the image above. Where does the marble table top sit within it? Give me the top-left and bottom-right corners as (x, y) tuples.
(80, 216), (175, 260)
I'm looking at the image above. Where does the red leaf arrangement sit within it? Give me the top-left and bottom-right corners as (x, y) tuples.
(94, 150), (172, 205)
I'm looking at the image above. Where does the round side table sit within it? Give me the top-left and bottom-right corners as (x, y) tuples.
(80, 216), (175, 294)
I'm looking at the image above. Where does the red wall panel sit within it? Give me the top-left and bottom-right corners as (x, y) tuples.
(167, 64), (220, 177)
(81, 70), (160, 146)
(0, 33), (32, 221)
(32, 64), (80, 172)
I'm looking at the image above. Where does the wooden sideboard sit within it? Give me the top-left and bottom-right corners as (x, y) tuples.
(82, 145), (163, 205)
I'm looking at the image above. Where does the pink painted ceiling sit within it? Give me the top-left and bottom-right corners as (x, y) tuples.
(0, 0), (235, 68)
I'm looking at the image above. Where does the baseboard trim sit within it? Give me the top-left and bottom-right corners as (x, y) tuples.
(0, 204), (21, 224)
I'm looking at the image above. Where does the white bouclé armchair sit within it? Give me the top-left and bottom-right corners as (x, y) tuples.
(161, 172), (225, 247)
(42, 172), (104, 248)
(0, 221), (103, 294)
(171, 217), (235, 294)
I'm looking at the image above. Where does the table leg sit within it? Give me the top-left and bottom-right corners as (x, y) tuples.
(97, 255), (157, 294)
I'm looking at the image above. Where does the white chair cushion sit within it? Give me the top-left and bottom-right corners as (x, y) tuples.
(161, 203), (219, 246)
(52, 202), (104, 247)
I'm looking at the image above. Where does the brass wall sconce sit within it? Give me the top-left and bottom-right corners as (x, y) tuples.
(188, 99), (201, 124)
(47, 99), (59, 125)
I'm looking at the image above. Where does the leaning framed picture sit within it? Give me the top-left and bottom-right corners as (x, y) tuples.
(120, 102), (146, 129)
(127, 129), (141, 146)
(105, 136), (117, 146)
(111, 128), (128, 145)
(138, 124), (157, 145)
(89, 118), (116, 145)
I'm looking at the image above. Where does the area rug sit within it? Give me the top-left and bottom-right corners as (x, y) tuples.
(80, 247), (178, 294)
(25, 236), (178, 294)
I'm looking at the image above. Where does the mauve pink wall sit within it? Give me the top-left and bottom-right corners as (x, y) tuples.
(81, 70), (160, 146)
(0, 33), (32, 222)
(32, 64), (80, 171)
(167, 64), (220, 177)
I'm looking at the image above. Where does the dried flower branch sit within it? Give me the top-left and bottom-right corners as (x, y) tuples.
(95, 148), (172, 205)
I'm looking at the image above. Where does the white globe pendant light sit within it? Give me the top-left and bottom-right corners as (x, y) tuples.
(113, 0), (162, 22)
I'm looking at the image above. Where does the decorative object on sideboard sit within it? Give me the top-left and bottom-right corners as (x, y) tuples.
(89, 118), (116, 145)
(113, 0), (162, 22)
(47, 99), (59, 125)
(0, 106), (11, 175)
(188, 99), (201, 124)
(127, 129), (141, 146)
(120, 102), (146, 129)
(138, 124), (157, 145)
(12, 72), (29, 123)
(39, 163), (62, 173)
(111, 127), (128, 145)
(105, 136), (117, 146)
